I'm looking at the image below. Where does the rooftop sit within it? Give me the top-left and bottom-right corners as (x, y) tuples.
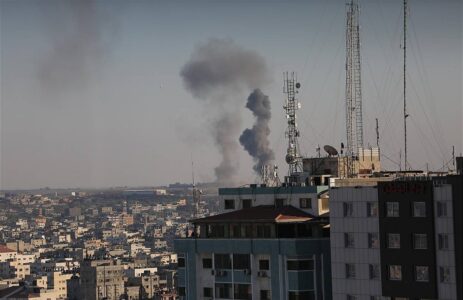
(191, 205), (321, 224)
(0, 245), (15, 253)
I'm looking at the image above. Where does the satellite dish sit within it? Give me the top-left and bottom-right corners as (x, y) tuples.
(295, 82), (301, 89)
(324, 145), (338, 156)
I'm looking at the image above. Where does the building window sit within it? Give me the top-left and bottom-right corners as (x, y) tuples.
(202, 258), (212, 269)
(241, 224), (253, 238)
(260, 290), (271, 300)
(413, 234), (427, 249)
(256, 225), (271, 238)
(299, 198), (312, 208)
(367, 202), (378, 217)
(259, 259), (269, 270)
(415, 266), (429, 282)
(275, 198), (285, 207)
(230, 224), (241, 238)
(369, 264), (380, 280)
(343, 202), (353, 217)
(387, 233), (400, 249)
(413, 202), (426, 217)
(242, 199), (252, 209)
(234, 284), (251, 300)
(388, 265), (402, 281)
(224, 199), (235, 209)
(178, 257), (185, 268)
(287, 259), (314, 271)
(178, 287), (186, 296)
(208, 224), (226, 238)
(288, 291), (315, 300)
(214, 254), (231, 269)
(233, 254), (250, 270)
(438, 234), (449, 250)
(344, 233), (355, 248)
(437, 202), (447, 217)
(368, 233), (379, 248)
(345, 263), (356, 278)
(386, 202), (399, 217)
(204, 287), (213, 297)
(215, 283), (232, 299)
(439, 266), (451, 283)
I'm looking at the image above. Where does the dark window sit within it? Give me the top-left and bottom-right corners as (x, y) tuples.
(369, 264), (380, 279)
(225, 199), (235, 209)
(287, 259), (314, 271)
(368, 233), (379, 248)
(386, 202), (399, 217)
(233, 254), (250, 270)
(388, 265), (402, 280)
(413, 234), (427, 249)
(242, 199), (252, 209)
(204, 287), (212, 297)
(343, 202), (353, 217)
(345, 263), (356, 278)
(208, 225), (225, 238)
(367, 202), (378, 217)
(387, 233), (400, 249)
(415, 266), (429, 282)
(241, 224), (253, 238)
(178, 257), (185, 268)
(275, 198), (285, 207)
(259, 259), (269, 270)
(256, 225), (271, 238)
(178, 287), (186, 296)
(215, 283), (231, 299)
(299, 198), (312, 208)
(260, 290), (271, 300)
(344, 233), (355, 248)
(288, 291), (315, 300)
(438, 234), (449, 250)
(234, 284), (251, 300)
(202, 258), (212, 269)
(437, 202), (447, 217)
(230, 224), (241, 238)
(439, 266), (451, 283)
(214, 254), (231, 269)
(413, 202), (426, 217)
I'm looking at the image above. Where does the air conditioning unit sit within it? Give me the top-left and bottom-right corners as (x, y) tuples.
(257, 271), (268, 277)
(244, 269), (251, 275)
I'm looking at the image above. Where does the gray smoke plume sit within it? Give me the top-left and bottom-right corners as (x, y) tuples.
(180, 38), (269, 184)
(240, 89), (274, 174)
(37, 0), (116, 95)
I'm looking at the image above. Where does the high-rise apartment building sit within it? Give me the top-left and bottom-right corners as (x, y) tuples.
(330, 174), (462, 300)
(80, 259), (125, 300)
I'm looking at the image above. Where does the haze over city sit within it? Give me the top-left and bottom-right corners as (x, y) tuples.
(1, 0), (461, 189)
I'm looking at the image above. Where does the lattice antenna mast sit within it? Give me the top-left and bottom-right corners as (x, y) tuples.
(191, 160), (200, 218)
(283, 72), (303, 175)
(403, 0), (409, 170)
(345, 0), (364, 177)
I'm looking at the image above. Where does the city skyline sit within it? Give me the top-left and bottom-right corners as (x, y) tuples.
(1, 0), (461, 189)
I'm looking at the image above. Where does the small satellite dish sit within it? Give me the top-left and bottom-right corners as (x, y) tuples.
(324, 145), (338, 156)
(295, 82), (301, 89)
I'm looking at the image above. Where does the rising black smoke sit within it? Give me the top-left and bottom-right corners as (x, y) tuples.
(37, 0), (116, 96)
(240, 89), (274, 174)
(180, 38), (269, 184)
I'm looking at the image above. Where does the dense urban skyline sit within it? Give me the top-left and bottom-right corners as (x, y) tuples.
(1, 0), (461, 189)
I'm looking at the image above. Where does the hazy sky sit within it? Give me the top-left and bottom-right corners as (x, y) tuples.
(1, 0), (461, 189)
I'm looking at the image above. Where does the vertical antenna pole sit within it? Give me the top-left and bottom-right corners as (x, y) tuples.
(452, 145), (455, 170)
(403, 0), (409, 171)
(375, 118), (379, 148)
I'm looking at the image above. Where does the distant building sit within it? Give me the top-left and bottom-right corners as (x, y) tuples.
(80, 259), (125, 300)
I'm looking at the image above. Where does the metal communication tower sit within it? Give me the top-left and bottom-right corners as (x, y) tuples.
(283, 72), (302, 175)
(345, 0), (364, 176)
(191, 161), (200, 218)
